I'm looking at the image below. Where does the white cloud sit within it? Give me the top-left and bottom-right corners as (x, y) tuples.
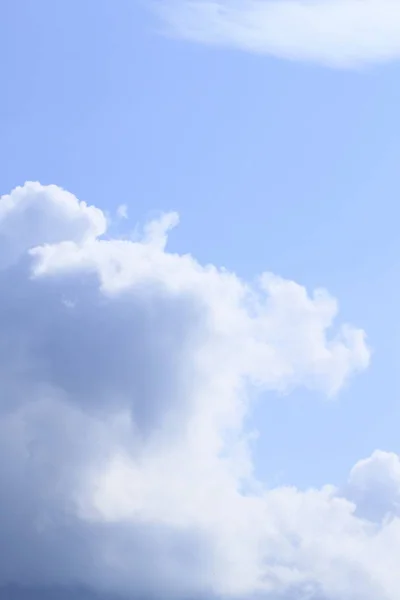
(116, 204), (128, 219)
(152, 0), (400, 68)
(1, 181), (398, 600)
(345, 451), (400, 522)
(0, 182), (106, 268)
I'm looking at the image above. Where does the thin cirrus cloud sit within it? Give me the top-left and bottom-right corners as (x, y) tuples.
(0, 181), (399, 600)
(152, 0), (400, 68)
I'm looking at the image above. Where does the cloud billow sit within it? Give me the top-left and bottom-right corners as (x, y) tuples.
(0, 181), (397, 600)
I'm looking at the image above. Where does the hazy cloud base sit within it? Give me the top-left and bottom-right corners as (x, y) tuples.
(152, 0), (400, 68)
(0, 182), (398, 600)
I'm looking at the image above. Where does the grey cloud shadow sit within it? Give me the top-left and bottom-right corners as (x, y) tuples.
(0, 258), (207, 435)
(0, 257), (213, 594)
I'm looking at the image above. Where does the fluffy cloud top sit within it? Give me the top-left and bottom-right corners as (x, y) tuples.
(0, 182), (397, 600)
(152, 0), (400, 68)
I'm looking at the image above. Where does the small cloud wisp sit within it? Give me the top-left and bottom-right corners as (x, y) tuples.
(152, 0), (400, 68)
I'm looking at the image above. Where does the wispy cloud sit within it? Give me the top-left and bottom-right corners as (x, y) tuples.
(152, 0), (400, 68)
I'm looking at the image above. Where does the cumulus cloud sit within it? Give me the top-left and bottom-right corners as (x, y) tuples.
(0, 182), (106, 268)
(345, 451), (400, 522)
(152, 0), (400, 68)
(0, 181), (397, 600)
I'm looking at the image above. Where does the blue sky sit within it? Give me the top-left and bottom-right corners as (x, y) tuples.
(2, 1), (400, 599)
